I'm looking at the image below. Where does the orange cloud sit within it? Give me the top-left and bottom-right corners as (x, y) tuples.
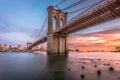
(69, 27), (120, 51)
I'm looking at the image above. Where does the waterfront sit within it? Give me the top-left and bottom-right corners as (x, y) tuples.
(0, 52), (120, 80)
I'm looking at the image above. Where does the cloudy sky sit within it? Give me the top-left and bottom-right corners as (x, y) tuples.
(0, 0), (120, 51)
(0, 0), (60, 46)
(69, 18), (120, 51)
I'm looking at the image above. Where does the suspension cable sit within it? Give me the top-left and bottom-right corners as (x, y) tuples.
(54, 0), (66, 8)
(39, 17), (48, 39)
(40, 19), (48, 39)
(62, 0), (87, 11)
(35, 16), (47, 41)
(68, 0), (108, 14)
(68, 3), (94, 14)
(68, 0), (105, 22)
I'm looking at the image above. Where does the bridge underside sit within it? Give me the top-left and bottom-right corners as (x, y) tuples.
(28, 36), (47, 50)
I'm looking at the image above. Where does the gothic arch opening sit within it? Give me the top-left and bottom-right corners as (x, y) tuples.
(60, 19), (63, 28)
(53, 16), (57, 31)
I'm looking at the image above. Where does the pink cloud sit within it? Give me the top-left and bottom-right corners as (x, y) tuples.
(69, 27), (120, 51)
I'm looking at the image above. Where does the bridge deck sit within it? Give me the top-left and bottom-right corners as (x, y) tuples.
(55, 0), (120, 34)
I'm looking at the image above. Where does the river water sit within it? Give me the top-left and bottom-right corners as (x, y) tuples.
(0, 52), (120, 80)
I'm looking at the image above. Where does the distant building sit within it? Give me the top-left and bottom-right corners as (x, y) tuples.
(3, 44), (10, 51)
(9, 45), (12, 49)
(23, 47), (27, 51)
(0, 44), (2, 47)
(0, 44), (3, 51)
(32, 46), (39, 51)
(116, 46), (120, 52)
(40, 46), (44, 51)
(44, 47), (47, 51)
(11, 47), (18, 52)
(17, 45), (24, 51)
(40, 46), (47, 51)
(0, 44), (12, 52)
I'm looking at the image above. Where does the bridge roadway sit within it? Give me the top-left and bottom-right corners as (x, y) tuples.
(28, 0), (120, 49)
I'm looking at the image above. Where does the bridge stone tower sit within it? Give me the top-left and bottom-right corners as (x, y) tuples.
(47, 6), (68, 54)
(27, 43), (31, 49)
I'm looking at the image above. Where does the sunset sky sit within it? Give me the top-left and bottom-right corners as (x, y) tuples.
(69, 18), (120, 51)
(0, 0), (120, 51)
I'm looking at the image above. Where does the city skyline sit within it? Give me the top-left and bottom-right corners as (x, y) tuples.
(0, 0), (120, 51)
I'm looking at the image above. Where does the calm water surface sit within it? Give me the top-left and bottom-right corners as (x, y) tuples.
(0, 52), (120, 80)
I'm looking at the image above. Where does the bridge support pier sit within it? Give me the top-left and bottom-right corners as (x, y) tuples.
(47, 33), (68, 54)
(47, 6), (68, 54)
(59, 35), (68, 54)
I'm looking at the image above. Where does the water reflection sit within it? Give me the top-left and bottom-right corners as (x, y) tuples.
(46, 54), (68, 80)
(0, 52), (120, 80)
(0, 52), (48, 80)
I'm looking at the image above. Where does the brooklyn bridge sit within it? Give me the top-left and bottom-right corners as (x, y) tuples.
(27, 0), (120, 54)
